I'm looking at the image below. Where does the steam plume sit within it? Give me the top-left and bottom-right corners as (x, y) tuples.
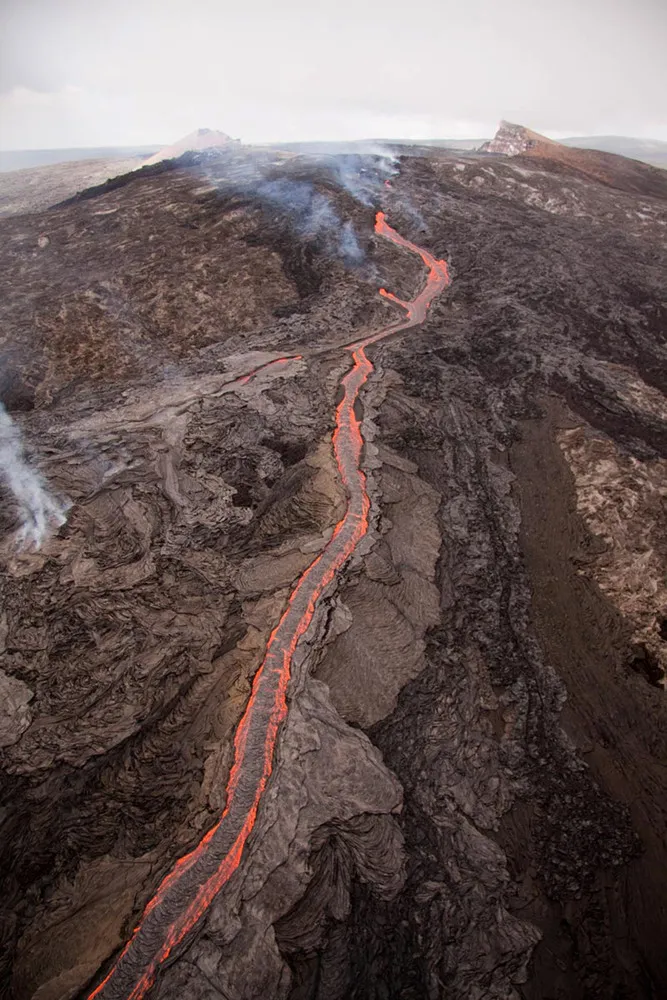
(339, 220), (364, 263)
(325, 149), (399, 205)
(0, 403), (68, 549)
(256, 178), (364, 266)
(196, 146), (399, 267)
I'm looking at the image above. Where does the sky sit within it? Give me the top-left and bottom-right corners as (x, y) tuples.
(1, 0), (666, 150)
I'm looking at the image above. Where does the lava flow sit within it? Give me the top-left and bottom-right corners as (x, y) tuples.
(87, 213), (450, 1000)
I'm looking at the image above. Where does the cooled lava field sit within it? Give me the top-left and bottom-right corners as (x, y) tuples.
(1, 129), (666, 1000)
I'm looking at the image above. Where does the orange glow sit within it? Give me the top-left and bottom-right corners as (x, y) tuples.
(379, 287), (409, 310)
(87, 214), (449, 1000)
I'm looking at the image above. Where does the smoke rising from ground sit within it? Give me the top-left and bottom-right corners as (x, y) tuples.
(252, 149), (402, 265)
(323, 149), (399, 206)
(0, 403), (68, 549)
(256, 177), (366, 266)
(195, 146), (402, 269)
(339, 220), (364, 264)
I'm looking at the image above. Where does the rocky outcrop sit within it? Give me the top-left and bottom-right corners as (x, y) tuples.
(483, 120), (667, 200)
(481, 119), (546, 156)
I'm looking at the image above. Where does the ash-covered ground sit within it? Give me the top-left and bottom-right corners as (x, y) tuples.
(0, 138), (666, 1000)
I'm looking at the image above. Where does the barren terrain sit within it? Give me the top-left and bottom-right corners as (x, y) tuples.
(0, 131), (666, 1000)
(0, 157), (154, 220)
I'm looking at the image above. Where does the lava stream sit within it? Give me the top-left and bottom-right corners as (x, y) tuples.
(87, 212), (449, 1000)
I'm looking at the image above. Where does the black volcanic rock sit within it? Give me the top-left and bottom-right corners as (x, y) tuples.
(0, 140), (666, 1000)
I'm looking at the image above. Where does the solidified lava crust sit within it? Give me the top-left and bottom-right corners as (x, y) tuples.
(2, 135), (667, 1000)
(85, 216), (449, 1000)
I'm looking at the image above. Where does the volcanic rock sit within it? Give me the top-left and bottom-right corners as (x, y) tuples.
(0, 135), (666, 1000)
(483, 119), (667, 199)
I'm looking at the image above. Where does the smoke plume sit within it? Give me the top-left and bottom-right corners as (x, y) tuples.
(196, 145), (401, 268)
(0, 403), (68, 549)
(256, 178), (364, 266)
(324, 149), (399, 206)
(338, 220), (364, 263)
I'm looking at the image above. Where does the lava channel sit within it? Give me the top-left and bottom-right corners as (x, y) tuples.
(87, 212), (450, 1000)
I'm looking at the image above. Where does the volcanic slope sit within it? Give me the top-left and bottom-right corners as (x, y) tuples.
(483, 119), (667, 200)
(0, 138), (666, 1000)
(0, 156), (153, 219)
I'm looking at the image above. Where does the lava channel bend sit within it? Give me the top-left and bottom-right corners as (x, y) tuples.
(87, 212), (450, 1000)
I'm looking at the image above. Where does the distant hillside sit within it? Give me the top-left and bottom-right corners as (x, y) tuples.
(0, 146), (161, 173)
(415, 134), (667, 167)
(482, 121), (667, 198)
(561, 135), (667, 168)
(272, 137), (486, 154)
(0, 156), (151, 217)
(2, 134), (664, 175)
(273, 135), (667, 167)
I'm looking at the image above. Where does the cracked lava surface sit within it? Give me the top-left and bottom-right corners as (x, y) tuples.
(86, 212), (450, 1000)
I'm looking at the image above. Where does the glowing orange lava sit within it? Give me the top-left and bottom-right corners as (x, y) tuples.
(87, 212), (449, 1000)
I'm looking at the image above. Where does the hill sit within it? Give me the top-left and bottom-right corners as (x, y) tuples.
(142, 127), (236, 166)
(483, 120), (667, 198)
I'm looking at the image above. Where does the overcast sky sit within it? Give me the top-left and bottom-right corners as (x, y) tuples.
(1, 0), (665, 149)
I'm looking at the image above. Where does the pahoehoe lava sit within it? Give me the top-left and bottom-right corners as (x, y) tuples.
(86, 213), (450, 1000)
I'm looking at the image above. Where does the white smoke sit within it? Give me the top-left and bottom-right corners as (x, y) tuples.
(338, 220), (364, 263)
(255, 178), (365, 266)
(324, 147), (399, 206)
(0, 403), (68, 550)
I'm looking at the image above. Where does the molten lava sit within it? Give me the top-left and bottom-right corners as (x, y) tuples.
(87, 212), (450, 1000)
